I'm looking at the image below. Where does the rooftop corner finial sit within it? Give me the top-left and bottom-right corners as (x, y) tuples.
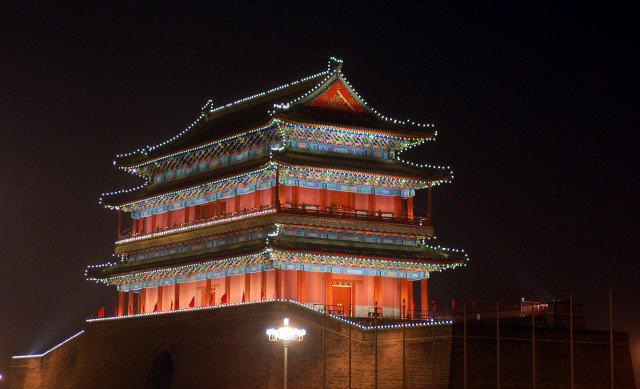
(201, 99), (213, 118)
(328, 57), (343, 72)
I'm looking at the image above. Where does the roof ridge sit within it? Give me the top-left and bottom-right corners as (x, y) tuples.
(115, 67), (330, 161)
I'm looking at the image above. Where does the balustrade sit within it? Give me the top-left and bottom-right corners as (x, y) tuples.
(118, 202), (430, 240)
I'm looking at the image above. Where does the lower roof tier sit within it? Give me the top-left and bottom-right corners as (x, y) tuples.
(114, 211), (435, 257)
(86, 236), (467, 289)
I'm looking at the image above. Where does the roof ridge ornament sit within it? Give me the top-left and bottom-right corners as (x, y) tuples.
(201, 99), (213, 118)
(328, 57), (343, 72)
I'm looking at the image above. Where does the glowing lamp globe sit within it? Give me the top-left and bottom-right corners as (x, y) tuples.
(266, 317), (306, 342)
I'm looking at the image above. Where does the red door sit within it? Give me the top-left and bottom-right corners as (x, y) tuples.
(332, 283), (353, 316)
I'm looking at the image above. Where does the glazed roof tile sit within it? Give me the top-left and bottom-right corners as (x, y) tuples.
(115, 59), (435, 168)
(87, 236), (464, 280)
(101, 148), (449, 207)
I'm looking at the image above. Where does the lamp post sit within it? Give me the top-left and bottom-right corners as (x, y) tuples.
(266, 317), (306, 389)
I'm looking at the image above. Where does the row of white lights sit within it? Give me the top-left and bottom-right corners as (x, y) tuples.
(120, 110), (423, 180)
(101, 248), (273, 284)
(102, 164), (275, 210)
(84, 298), (453, 331)
(281, 121), (431, 147)
(121, 109), (434, 177)
(12, 299), (455, 360)
(276, 161), (434, 187)
(114, 218), (432, 268)
(271, 57), (437, 130)
(120, 122), (278, 171)
(103, 154), (438, 212)
(104, 63), (450, 208)
(116, 57), (436, 168)
(116, 113), (206, 158)
(88, 240), (466, 287)
(272, 248), (465, 272)
(12, 330), (86, 359)
(115, 69), (328, 160)
(114, 208), (276, 244)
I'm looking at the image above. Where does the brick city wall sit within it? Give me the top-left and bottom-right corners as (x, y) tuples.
(8, 301), (636, 388)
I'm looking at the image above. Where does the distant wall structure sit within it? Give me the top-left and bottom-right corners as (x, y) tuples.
(8, 301), (635, 388)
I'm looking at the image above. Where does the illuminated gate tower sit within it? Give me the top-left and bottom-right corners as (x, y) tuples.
(87, 58), (467, 319)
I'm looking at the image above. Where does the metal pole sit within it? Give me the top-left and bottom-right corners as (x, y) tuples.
(375, 314), (378, 389)
(463, 298), (467, 389)
(570, 288), (574, 389)
(349, 323), (352, 389)
(432, 324), (436, 388)
(609, 281), (614, 389)
(532, 287), (536, 389)
(284, 343), (288, 389)
(403, 322), (406, 389)
(497, 289), (500, 389)
(323, 310), (326, 389)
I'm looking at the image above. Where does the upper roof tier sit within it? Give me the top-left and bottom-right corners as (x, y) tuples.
(101, 147), (451, 209)
(114, 58), (437, 169)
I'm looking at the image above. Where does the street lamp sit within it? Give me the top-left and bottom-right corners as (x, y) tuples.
(266, 317), (306, 389)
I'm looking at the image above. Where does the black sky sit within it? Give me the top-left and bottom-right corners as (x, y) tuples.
(1, 3), (638, 384)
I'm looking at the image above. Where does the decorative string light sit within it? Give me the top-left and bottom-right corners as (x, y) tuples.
(84, 298), (453, 331)
(12, 331), (85, 359)
(115, 70), (329, 162)
(91, 57), (468, 296)
(86, 238), (467, 288)
(114, 58), (440, 175)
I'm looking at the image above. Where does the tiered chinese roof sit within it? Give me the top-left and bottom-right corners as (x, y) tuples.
(88, 58), (467, 287)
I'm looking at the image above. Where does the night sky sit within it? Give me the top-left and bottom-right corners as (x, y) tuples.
(1, 3), (638, 384)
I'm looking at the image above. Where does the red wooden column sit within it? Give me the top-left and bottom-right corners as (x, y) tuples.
(374, 276), (382, 312)
(275, 269), (283, 299)
(204, 279), (212, 306)
(407, 197), (414, 218)
(400, 278), (408, 318)
(255, 188), (262, 210)
(174, 284), (180, 310)
(118, 291), (125, 317)
(128, 290), (134, 316)
(139, 289), (146, 314)
(244, 273), (251, 302)
(224, 276), (231, 303)
(157, 286), (163, 311)
(325, 272), (333, 310)
(368, 192), (376, 215)
(395, 197), (403, 217)
(261, 271), (267, 300)
(407, 281), (414, 318)
(297, 270), (306, 304)
(278, 185), (286, 206)
(292, 185), (300, 207)
(167, 210), (172, 227)
(320, 186), (327, 209)
(420, 279), (428, 317)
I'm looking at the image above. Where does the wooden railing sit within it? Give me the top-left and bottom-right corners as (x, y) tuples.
(118, 203), (431, 240)
(277, 203), (431, 226)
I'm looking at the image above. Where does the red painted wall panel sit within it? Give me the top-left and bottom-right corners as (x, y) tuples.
(299, 187), (321, 208)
